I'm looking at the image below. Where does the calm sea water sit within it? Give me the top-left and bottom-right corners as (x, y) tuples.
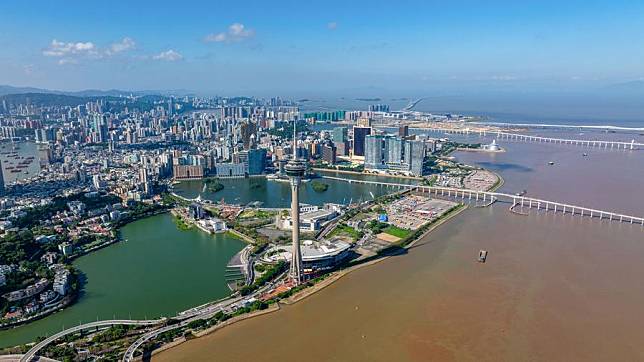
(300, 94), (644, 128)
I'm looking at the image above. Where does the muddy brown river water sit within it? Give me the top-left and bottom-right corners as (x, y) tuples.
(156, 133), (644, 362)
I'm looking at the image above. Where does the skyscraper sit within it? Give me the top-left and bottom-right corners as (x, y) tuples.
(332, 127), (348, 143)
(364, 135), (384, 169)
(398, 125), (409, 138)
(385, 137), (404, 164)
(352, 126), (371, 157)
(405, 140), (426, 176)
(0, 159), (4, 194)
(285, 122), (306, 283)
(247, 148), (267, 175)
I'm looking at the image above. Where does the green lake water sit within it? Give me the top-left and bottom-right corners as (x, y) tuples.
(0, 213), (244, 348)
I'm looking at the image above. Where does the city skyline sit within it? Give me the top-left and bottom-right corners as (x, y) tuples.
(2, 1), (644, 95)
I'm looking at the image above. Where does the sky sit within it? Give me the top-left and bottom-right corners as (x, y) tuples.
(1, 0), (644, 96)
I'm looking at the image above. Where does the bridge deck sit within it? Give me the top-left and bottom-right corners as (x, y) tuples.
(321, 176), (644, 225)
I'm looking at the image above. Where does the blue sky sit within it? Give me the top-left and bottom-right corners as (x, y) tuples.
(1, 0), (644, 96)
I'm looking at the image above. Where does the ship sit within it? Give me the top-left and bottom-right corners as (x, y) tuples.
(478, 250), (488, 263)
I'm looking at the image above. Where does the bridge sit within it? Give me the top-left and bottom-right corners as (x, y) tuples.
(20, 319), (165, 362)
(401, 98), (424, 112)
(320, 176), (644, 226)
(401, 127), (644, 150)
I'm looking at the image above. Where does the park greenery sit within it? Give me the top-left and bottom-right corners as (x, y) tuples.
(239, 260), (287, 296)
(310, 180), (329, 192)
(329, 223), (363, 241)
(173, 215), (193, 231)
(203, 178), (224, 193)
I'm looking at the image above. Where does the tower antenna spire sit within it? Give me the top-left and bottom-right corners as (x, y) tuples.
(293, 120), (297, 158)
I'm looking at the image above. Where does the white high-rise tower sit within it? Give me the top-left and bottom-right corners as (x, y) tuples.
(285, 121), (305, 283)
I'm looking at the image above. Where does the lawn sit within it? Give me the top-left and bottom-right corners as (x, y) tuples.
(383, 225), (411, 238)
(330, 223), (363, 241)
(239, 209), (274, 219)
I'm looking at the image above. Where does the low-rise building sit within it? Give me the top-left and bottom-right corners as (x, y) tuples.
(53, 269), (71, 296)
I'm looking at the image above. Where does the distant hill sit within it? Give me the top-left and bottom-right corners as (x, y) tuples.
(0, 85), (53, 96)
(0, 93), (92, 107)
(0, 84), (196, 98)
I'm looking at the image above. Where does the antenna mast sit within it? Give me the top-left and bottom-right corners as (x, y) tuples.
(293, 120), (297, 158)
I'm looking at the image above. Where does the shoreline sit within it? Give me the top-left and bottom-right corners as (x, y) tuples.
(0, 208), (169, 333)
(151, 202), (469, 360)
(4, 160), (494, 351)
(312, 167), (423, 181)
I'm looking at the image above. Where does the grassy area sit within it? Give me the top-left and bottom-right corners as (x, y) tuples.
(330, 223), (363, 241)
(383, 225), (411, 238)
(239, 209), (274, 219)
(173, 215), (193, 231)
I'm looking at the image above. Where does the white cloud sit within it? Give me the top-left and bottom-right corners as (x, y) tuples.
(205, 23), (255, 43)
(327, 22), (338, 30)
(106, 37), (136, 56)
(43, 40), (97, 57)
(153, 49), (183, 61)
(43, 37), (138, 65)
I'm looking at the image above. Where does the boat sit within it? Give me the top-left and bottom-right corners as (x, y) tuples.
(478, 250), (488, 263)
(582, 153), (588, 157)
(548, 161), (555, 165)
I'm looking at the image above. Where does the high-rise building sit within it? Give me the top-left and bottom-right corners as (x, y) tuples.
(352, 126), (371, 157)
(0, 159), (4, 194)
(335, 142), (349, 156)
(405, 140), (426, 176)
(385, 137), (404, 164)
(239, 121), (257, 150)
(92, 175), (102, 190)
(285, 122), (306, 284)
(332, 127), (348, 143)
(399, 125), (409, 138)
(247, 148), (267, 175)
(368, 104), (390, 112)
(322, 144), (337, 164)
(364, 135), (385, 169)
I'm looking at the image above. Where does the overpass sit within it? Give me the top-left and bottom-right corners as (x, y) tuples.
(399, 126), (644, 150)
(20, 319), (165, 362)
(320, 176), (644, 226)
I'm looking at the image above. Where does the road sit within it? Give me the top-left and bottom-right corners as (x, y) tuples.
(20, 319), (165, 362)
(121, 273), (285, 361)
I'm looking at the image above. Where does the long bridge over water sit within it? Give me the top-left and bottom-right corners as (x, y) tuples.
(321, 176), (644, 226)
(401, 127), (644, 150)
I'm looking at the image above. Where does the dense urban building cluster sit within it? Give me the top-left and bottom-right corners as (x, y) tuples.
(0, 91), (478, 334)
